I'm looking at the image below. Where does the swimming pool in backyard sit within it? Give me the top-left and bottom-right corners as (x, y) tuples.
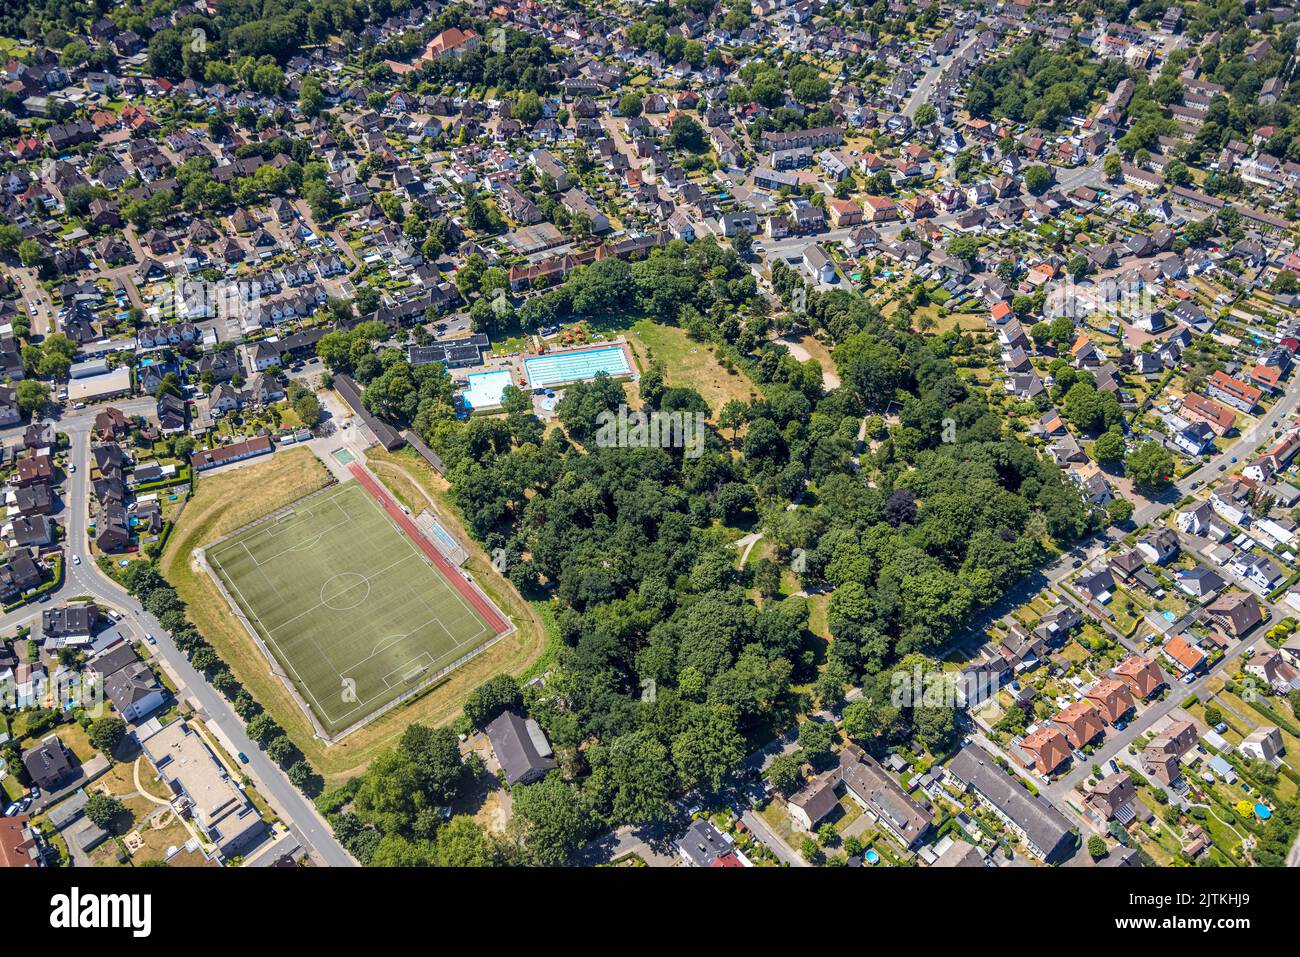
(523, 346), (631, 390)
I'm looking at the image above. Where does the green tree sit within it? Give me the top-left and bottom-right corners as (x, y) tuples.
(1093, 430), (1125, 463)
(16, 380), (46, 417)
(89, 718), (127, 755)
(618, 92), (643, 117)
(437, 816), (497, 866)
(798, 719), (835, 768)
(511, 774), (594, 866)
(1126, 441), (1175, 493)
(1024, 165), (1053, 195)
(1106, 497), (1134, 525)
(766, 751), (805, 794)
(85, 792), (126, 830)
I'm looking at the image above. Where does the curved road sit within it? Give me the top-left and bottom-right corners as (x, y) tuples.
(4, 400), (354, 867)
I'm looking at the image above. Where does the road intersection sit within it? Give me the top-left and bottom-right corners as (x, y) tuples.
(3, 400), (354, 866)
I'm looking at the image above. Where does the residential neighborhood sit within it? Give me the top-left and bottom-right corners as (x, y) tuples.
(0, 0), (1297, 918)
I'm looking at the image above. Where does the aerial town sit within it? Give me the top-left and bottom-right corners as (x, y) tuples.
(0, 0), (1296, 896)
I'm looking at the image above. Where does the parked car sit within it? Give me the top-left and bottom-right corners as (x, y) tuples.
(1109, 759), (1120, 774)
(238, 752), (249, 764)
(1214, 722), (1229, 734)
(145, 634), (156, 645)
(1182, 673), (1196, 684)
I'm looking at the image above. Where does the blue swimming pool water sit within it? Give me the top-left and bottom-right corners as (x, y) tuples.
(864, 849), (880, 864)
(1255, 803), (1272, 820)
(463, 369), (515, 409)
(427, 519), (458, 551)
(1162, 610), (1176, 622)
(524, 346), (630, 389)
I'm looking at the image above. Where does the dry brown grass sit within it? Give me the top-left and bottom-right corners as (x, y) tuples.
(161, 445), (547, 785)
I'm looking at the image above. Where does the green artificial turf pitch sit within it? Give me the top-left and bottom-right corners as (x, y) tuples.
(206, 482), (494, 736)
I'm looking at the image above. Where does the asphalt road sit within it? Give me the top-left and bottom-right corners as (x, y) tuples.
(7, 401), (355, 867)
(901, 31), (982, 119)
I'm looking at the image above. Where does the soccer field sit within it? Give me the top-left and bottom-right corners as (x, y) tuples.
(206, 482), (499, 738)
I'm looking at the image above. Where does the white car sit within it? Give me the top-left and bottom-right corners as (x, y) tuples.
(67, 464), (75, 473)
(71, 555), (81, 566)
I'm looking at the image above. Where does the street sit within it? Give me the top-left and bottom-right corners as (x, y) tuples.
(4, 400), (355, 867)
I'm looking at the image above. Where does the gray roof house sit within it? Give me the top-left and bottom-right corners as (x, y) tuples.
(945, 744), (1074, 862)
(485, 710), (557, 786)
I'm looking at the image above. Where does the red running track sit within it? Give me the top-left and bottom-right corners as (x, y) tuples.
(349, 463), (510, 636)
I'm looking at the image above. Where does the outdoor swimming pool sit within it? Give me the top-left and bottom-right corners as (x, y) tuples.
(463, 369), (515, 410)
(524, 346), (631, 390)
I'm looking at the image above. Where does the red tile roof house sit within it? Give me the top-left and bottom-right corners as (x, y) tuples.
(1143, 719), (1198, 785)
(1161, 634), (1207, 675)
(422, 27), (481, 61)
(1053, 700), (1106, 749)
(1017, 725), (1072, 775)
(0, 814), (39, 867)
(1113, 654), (1165, 699)
(862, 195), (898, 221)
(1179, 392), (1236, 436)
(1249, 363), (1285, 393)
(1204, 370), (1262, 413)
(828, 198), (864, 228)
(1084, 678), (1136, 725)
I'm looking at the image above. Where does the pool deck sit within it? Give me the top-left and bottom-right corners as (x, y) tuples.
(519, 341), (636, 390)
(451, 337), (637, 401)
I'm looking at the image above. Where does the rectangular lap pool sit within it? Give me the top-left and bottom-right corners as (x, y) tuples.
(523, 346), (631, 390)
